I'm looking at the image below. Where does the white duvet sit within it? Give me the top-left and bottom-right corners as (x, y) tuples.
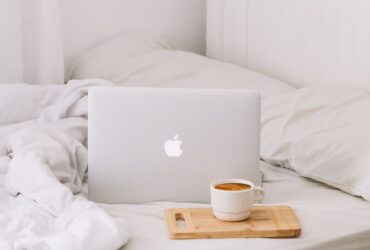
(0, 79), (128, 250)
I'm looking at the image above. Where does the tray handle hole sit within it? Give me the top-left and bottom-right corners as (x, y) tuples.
(175, 213), (187, 229)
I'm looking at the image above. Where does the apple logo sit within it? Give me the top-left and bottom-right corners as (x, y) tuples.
(164, 135), (183, 157)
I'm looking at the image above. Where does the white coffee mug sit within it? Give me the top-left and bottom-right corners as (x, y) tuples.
(210, 179), (264, 222)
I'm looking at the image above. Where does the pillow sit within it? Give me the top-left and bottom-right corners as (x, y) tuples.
(261, 86), (370, 201)
(64, 32), (294, 97)
(65, 32), (171, 82)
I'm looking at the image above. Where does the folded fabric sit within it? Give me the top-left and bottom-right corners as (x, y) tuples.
(261, 86), (370, 201)
(0, 79), (129, 249)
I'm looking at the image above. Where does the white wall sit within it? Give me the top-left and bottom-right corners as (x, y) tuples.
(61, 0), (206, 60)
(208, 0), (370, 91)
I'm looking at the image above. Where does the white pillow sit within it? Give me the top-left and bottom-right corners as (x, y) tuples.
(65, 32), (171, 82)
(261, 86), (370, 201)
(64, 32), (293, 97)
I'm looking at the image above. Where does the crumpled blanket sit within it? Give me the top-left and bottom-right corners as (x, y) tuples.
(0, 79), (129, 250)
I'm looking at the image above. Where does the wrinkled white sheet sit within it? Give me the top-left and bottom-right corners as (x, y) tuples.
(0, 79), (128, 250)
(101, 162), (370, 250)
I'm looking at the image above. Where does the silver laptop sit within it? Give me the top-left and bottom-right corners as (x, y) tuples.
(88, 87), (261, 204)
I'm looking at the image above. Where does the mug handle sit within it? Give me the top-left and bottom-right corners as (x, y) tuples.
(253, 186), (265, 203)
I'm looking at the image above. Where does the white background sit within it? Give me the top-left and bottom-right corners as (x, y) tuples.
(208, 0), (370, 90)
(61, 0), (207, 59)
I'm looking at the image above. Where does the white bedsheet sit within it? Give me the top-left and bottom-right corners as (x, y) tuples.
(0, 80), (128, 250)
(100, 161), (370, 250)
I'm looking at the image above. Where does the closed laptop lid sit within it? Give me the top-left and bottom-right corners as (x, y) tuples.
(88, 87), (261, 204)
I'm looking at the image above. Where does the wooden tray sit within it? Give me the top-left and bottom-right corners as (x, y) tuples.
(164, 206), (301, 239)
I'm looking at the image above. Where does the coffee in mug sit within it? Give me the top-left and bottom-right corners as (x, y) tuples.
(210, 179), (264, 222)
(214, 183), (251, 191)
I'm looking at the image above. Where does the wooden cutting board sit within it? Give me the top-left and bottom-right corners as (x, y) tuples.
(164, 206), (301, 239)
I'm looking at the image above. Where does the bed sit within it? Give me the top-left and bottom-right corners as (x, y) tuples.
(1, 33), (370, 249)
(70, 33), (370, 249)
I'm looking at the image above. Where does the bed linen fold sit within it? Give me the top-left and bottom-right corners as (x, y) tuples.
(0, 79), (128, 250)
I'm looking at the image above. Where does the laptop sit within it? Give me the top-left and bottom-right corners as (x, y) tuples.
(88, 87), (261, 204)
